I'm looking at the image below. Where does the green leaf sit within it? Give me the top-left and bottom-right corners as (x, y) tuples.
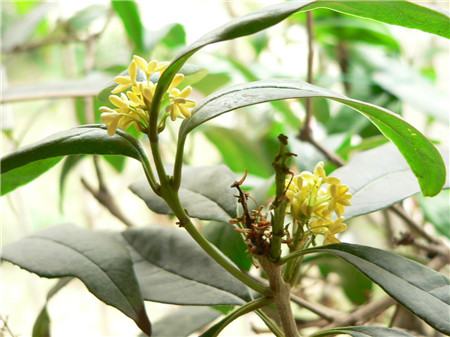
(203, 126), (273, 178)
(1, 157), (62, 195)
(151, 306), (220, 337)
(123, 226), (250, 305)
(306, 243), (450, 334)
(312, 325), (414, 337)
(32, 278), (72, 337)
(180, 80), (445, 197)
(111, 0), (145, 53)
(1, 224), (151, 335)
(203, 221), (252, 271)
(1, 125), (146, 195)
(152, 0), (449, 130)
(419, 190), (450, 239)
(32, 307), (50, 337)
(130, 165), (237, 222)
(317, 255), (373, 305)
(331, 143), (450, 219)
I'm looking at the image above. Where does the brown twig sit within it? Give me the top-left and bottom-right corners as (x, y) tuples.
(390, 205), (439, 244)
(0, 315), (17, 337)
(81, 177), (135, 228)
(290, 294), (342, 322)
(299, 11), (315, 142)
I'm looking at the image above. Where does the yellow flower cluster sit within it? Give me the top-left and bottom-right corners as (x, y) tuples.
(100, 55), (196, 136)
(286, 162), (352, 245)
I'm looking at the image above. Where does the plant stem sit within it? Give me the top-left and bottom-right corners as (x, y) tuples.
(260, 258), (299, 337)
(161, 187), (270, 295)
(299, 11), (314, 141)
(270, 134), (291, 261)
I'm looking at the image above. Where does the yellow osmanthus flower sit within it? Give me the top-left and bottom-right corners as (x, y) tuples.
(166, 86), (196, 120)
(285, 162), (352, 245)
(100, 55), (196, 136)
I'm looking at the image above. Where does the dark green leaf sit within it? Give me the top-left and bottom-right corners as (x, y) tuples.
(111, 0), (145, 53)
(2, 224), (151, 335)
(331, 144), (450, 219)
(151, 306), (220, 337)
(123, 226), (250, 305)
(130, 165), (237, 222)
(306, 243), (450, 334)
(1, 125), (146, 195)
(204, 221), (252, 271)
(203, 126), (273, 178)
(419, 190), (450, 239)
(180, 80), (446, 197)
(313, 325), (414, 337)
(1, 157), (61, 196)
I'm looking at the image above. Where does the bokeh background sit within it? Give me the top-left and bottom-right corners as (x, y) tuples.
(1, 0), (449, 336)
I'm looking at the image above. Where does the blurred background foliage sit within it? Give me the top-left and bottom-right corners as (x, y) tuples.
(1, 0), (448, 336)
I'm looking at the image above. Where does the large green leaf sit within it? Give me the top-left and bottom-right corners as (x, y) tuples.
(1, 224), (151, 335)
(180, 80), (445, 197)
(1, 157), (62, 195)
(123, 226), (250, 305)
(312, 326), (414, 337)
(305, 243), (450, 334)
(203, 221), (252, 271)
(151, 0), (449, 130)
(111, 0), (145, 53)
(0, 125), (146, 195)
(151, 306), (220, 337)
(130, 165), (237, 222)
(331, 143), (450, 219)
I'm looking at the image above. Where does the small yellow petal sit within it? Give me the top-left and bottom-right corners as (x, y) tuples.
(133, 55), (148, 71)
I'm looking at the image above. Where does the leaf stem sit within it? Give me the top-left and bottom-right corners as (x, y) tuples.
(161, 187), (270, 295)
(210, 297), (272, 337)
